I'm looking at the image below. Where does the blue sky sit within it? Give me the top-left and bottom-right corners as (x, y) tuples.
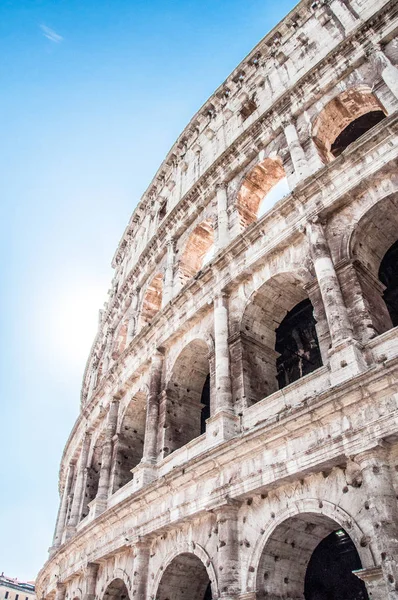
(0, 0), (297, 581)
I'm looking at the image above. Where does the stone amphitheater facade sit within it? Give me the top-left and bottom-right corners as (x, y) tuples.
(37, 0), (398, 599)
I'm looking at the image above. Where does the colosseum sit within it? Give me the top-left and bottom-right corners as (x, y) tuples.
(37, 0), (398, 598)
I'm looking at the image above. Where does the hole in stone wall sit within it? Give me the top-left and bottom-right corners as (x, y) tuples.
(379, 239), (398, 328)
(275, 298), (322, 389)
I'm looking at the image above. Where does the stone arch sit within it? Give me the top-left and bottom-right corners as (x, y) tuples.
(235, 156), (287, 228)
(81, 430), (105, 520)
(178, 220), (215, 286)
(163, 338), (212, 455)
(112, 319), (129, 359)
(110, 390), (147, 493)
(246, 499), (375, 597)
(101, 577), (131, 600)
(151, 544), (218, 600)
(348, 192), (398, 336)
(312, 85), (387, 163)
(238, 271), (323, 405)
(139, 273), (163, 327)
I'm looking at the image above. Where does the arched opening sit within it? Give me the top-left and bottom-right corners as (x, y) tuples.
(139, 273), (163, 327)
(312, 87), (387, 163)
(110, 391), (147, 493)
(156, 553), (212, 600)
(81, 436), (104, 520)
(163, 340), (211, 455)
(112, 319), (128, 360)
(275, 298), (322, 389)
(103, 579), (130, 600)
(379, 239), (398, 328)
(350, 195), (398, 338)
(240, 273), (322, 405)
(179, 220), (215, 286)
(236, 157), (287, 228)
(256, 514), (369, 600)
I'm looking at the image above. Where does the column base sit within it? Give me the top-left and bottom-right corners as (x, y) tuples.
(329, 338), (367, 386)
(206, 410), (239, 447)
(131, 462), (157, 491)
(353, 566), (387, 600)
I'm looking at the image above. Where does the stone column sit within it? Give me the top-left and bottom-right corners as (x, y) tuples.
(283, 118), (310, 182)
(131, 540), (151, 600)
(83, 563), (99, 600)
(94, 399), (119, 516)
(355, 446), (398, 599)
(142, 351), (163, 464)
(216, 183), (230, 251)
(214, 294), (233, 414)
(216, 503), (240, 599)
(368, 44), (398, 101)
(306, 219), (353, 345)
(163, 239), (176, 306)
(306, 218), (366, 383)
(52, 463), (75, 549)
(127, 288), (140, 344)
(66, 432), (91, 535)
(54, 583), (66, 600)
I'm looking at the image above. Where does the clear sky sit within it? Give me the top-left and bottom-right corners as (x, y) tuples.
(0, 0), (297, 582)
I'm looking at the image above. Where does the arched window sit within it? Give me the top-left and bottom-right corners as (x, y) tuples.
(81, 438), (103, 520)
(312, 87), (387, 163)
(240, 273), (322, 405)
(164, 340), (211, 455)
(139, 273), (163, 327)
(179, 220), (214, 287)
(155, 553), (213, 600)
(236, 156), (287, 228)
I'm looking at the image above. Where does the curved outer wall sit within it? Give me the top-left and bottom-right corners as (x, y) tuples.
(38, 1), (398, 600)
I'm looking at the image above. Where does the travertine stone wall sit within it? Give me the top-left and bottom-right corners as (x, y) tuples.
(38, 1), (398, 599)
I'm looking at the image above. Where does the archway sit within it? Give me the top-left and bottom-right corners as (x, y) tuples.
(179, 220), (215, 287)
(103, 579), (130, 600)
(256, 514), (369, 600)
(81, 435), (104, 520)
(112, 319), (129, 360)
(240, 273), (322, 405)
(236, 157), (287, 228)
(139, 273), (163, 327)
(350, 194), (398, 337)
(110, 391), (147, 493)
(312, 87), (387, 163)
(155, 553), (212, 600)
(163, 339), (211, 455)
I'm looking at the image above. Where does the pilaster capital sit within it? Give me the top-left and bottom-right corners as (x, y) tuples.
(208, 496), (242, 519)
(216, 181), (228, 191)
(353, 442), (391, 468)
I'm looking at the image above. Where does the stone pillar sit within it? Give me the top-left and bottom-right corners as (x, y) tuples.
(142, 351), (163, 464)
(214, 294), (233, 414)
(163, 239), (176, 306)
(94, 399), (119, 516)
(368, 44), (398, 101)
(216, 503), (240, 599)
(83, 563), (99, 600)
(127, 288), (140, 345)
(355, 446), (398, 599)
(54, 583), (66, 600)
(131, 540), (151, 600)
(283, 118), (310, 182)
(216, 183), (230, 251)
(66, 432), (91, 535)
(52, 463), (75, 550)
(354, 567), (388, 600)
(306, 218), (366, 383)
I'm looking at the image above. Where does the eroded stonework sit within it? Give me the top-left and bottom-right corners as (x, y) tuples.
(37, 1), (398, 599)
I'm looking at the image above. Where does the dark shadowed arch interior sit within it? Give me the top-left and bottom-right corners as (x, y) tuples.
(110, 391), (147, 493)
(312, 87), (387, 163)
(156, 553), (212, 600)
(350, 195), (398, 337)
(305, 529), (369, 600)
(236, 157), (286, 228)
(103, 579), (130, 600)
(256, 514), (368, 600)
(240, 273), (322, 405)
(379, 239), (398, 328)
(164, 340), (210, 455)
